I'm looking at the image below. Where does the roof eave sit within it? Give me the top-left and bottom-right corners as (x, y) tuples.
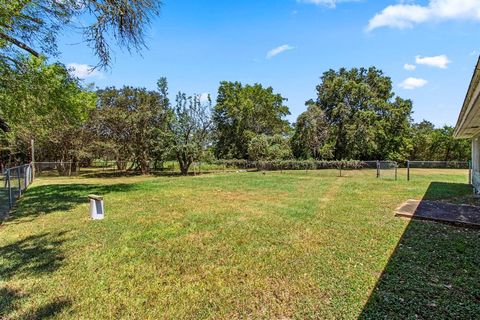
(454, 56), (480, 139)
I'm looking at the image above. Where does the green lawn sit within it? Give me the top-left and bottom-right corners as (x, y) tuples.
(0, 169), (479, 319)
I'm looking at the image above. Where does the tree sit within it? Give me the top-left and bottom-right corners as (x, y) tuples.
(291, 102), (331, 159)
(213, 81), (290, 159)
(375, 96), (414, 161)
(93, 86), (171, 174)
(169, 92), (213, 175)
(0, 56), (96, 167)
(408, 122), (470, 161)
(0, 0), (161, 68)
(314, 67), (413, 161)
(409, 120), (435, 160)
(427, 125), (470, 161)
(248, 134), (292, 161)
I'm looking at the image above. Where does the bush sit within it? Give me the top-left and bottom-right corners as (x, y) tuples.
(212, 159), (377, 171)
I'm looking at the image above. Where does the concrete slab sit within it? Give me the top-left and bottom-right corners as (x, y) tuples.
(395, 199), (480, 229)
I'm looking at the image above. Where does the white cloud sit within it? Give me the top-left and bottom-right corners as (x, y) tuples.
(415, 55), (450, 68)
(298, 0), (359, 8)
(399, 77), (428, 90)
(266, 44), (295, 59)
(367, 0), (480, 31)
(198, 93), (211, 103)
(404, 63), (416, 71)
(67, 63), (103, 79)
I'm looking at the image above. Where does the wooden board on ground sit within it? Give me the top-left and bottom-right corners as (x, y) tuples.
(395, 199), (480, 229)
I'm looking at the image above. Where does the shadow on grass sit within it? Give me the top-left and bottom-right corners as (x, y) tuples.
(79, 170), (219, 179)
(0, 231), (72, 318)
(0, 231), (68, 280)
(0, 230), (72, 318)
(0, 286), (71, 319)
(359, 182), (480, 319)
(5, 183), (137, 224)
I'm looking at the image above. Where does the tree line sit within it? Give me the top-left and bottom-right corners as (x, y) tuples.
(0, 1), (470, 174)
(0, 57), (470, 174)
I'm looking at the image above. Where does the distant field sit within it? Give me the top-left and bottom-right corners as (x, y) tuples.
(0, 169), (478, 319)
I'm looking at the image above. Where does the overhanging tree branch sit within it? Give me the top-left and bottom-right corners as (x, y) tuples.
(0, 32), (40, 57)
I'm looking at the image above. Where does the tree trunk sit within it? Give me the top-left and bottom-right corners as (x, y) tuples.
(180, 164), (189, 175)
(116, 160), (127, 171)
(177, 154), (191, 176)
(140, 160), (149, 175)
(71, 157), (78, 175)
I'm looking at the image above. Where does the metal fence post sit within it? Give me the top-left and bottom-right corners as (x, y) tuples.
(24, 165), (28, 189)
(17, 167), (21, 197)
(407, 160), (410, 181)
(395, 164), (398, 181)
(376, 160), (380, 178)
(7, 169), (12, 208)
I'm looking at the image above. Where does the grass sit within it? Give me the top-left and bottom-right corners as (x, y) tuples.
(0, 169), (479, 319)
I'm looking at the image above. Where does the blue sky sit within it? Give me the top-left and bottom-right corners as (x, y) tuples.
(57, 0), (480, 126)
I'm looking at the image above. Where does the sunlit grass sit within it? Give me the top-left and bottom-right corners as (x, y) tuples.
(0, 169), (478, 319)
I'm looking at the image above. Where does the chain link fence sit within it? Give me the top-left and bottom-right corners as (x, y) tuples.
(205, 160), (400, 179)
(406, 160), (471, 183)
(35, 162), (79, 176)
(0, 159), (471, 218)
(407, 161), (470, 169)
(1, 163), (34, 216)
(29, 160), (403, 180)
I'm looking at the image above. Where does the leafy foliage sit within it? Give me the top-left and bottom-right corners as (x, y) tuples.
(213, 81), (290, 159)
(169, 90), (213, 175)
(291, 102), (331, 160)
(0, 0), (161, 68)
(410, 121), (470, 161)
(214, 159), (373, 171)
(0, 56), (95, 166)
(248, 134), (292, 161)
(0, 63), (471, 171)
(313, 67), (413, 161)
(92, 85), (170, 173)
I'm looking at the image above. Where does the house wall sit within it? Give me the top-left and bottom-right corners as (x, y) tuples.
(473, 134), (480, 193)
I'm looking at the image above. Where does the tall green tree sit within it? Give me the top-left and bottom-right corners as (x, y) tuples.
(0, 0), (161, 68)
(0, 56), (96, 166)
(408, 121), (470, 161)
(314, 67), (413, 161)
(291, 101), (331, 159)
(429, 125), (469, 161)
(213, 81), (290, 159)
(248, 134), (292, 161)
(409, 120), (436, 160)
(169, 92), (213, 175)
(93, 86), (170, 173)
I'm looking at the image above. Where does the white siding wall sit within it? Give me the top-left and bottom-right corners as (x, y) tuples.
(473, 134), (480, 192)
